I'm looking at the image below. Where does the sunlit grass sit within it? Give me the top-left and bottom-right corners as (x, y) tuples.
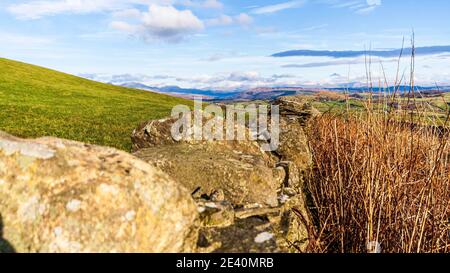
(0, 58), (191, 151)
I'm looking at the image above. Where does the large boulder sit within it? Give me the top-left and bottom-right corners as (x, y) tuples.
(0, 132), (199, 253)
(134, 142), (281, 208)
(132, 110), (281, 208)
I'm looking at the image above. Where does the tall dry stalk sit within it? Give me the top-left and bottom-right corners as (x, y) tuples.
(304, 37), (450, 253)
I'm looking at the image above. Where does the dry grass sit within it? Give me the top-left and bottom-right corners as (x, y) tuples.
(306, 113), (449, 253)
(303, 38), (450, 253)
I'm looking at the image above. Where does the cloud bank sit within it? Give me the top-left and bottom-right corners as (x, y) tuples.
(205, 13), (253, 27)
(7, 0), (167, 19)
(81, 71), (303, 90)
(272, 46), (450, 58)
(251, 1), (306, 14)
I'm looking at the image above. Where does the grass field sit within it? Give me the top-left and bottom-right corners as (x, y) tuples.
(0, 58), (191, 151)
(310, 90), (450, 126)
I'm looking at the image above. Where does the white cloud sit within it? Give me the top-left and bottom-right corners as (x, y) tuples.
(81, 70), (285, 90)
(251, 0), (305, 15)
(181, 0), (223, 9)
(328, 0), (382, 14)
(112, 8), (142, 19)
(206, 14), (233, 26)
(110, 4), (204, 43)
(8, 0), (131, 19)
(201, 0), (223, 9)
(366, 0), (381, 6)
(356, 0), (381, 13)
(235, 13), (253, 26)
(206, 13), (253, 27)
(0, 31), (54, 46)
(110, 21), (140, 33)
(6, 0), (210, 19)
(171, 71), (302, 90)
(78, 50), (450, 89)
(355, 5), (376, 13)
(301, 24), (329, 31)
(331, 0), (362, 8)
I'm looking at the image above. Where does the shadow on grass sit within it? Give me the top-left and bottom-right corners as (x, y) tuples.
(0, 214), (16, 253)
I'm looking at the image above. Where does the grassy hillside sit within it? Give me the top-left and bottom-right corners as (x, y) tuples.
(0, 58), (191, 151)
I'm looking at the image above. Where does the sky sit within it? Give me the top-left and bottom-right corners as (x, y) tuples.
(1, 0), (450, 90)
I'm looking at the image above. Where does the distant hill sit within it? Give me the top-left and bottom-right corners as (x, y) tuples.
(117, 81), (450, 102)
(329, 85), (450, 93)
(117, 83), (315, 101)
(222, 87), (316, 101)
(0, 58), (191, 151)
(118, 82), (240, 100)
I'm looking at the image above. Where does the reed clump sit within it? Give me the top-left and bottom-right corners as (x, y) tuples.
(304, 38), (449, 253)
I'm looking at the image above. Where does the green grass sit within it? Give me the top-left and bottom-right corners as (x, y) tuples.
(311, 99), (365, 113)
(0, 58), (192, 151)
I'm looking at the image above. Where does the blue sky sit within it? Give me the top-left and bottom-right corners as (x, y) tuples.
(1, 0), (450, 90)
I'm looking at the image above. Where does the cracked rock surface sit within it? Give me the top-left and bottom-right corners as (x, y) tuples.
(0, 132), (199, 253)
(132, 98), (317, 253)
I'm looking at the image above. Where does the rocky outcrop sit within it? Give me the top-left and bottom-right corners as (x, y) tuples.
(132, 116), (186, 152)
(132, 97), (317, 253)
(132, 110), (280, 208)
(272, 96), (320, 187)
(0, 132), (199, 253)
(273, 95), (320, 124)
(131, 111), (258, 153)
(134, 142), (280, 207)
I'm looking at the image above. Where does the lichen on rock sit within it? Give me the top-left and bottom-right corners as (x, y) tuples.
(0, 131), (199, 253)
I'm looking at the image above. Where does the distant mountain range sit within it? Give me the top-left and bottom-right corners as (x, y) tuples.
(117, 82), (450, 102)
(119, 82), (240, 100)
(330, 85), (450, 92)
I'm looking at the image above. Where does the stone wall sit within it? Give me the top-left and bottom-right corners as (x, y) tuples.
(131, 96), (319, 252)
(0, 95), (318, 253)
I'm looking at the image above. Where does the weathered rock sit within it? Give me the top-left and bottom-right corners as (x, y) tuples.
(210, 189), (225, 202)
(271, 96), (317, 187)
(269, 194), (311, 253)
(132, 109), (282, 208)
(276, 161), (301, 189)
(270, 96), (316, 252)
(0, 214), (15, 253)
(131, 116), (186, 152)
(198, 217), (280, 253)
(0, 132), (199, 253)
(196, 200), (235, 228)
(130, 97), (317, 253)
(235, 207), (280, 220)
(273, 96), (320, 123)
(131, 110), (261, 154)
(195, 191), (311, 253)
(134, 142), (279, 207)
